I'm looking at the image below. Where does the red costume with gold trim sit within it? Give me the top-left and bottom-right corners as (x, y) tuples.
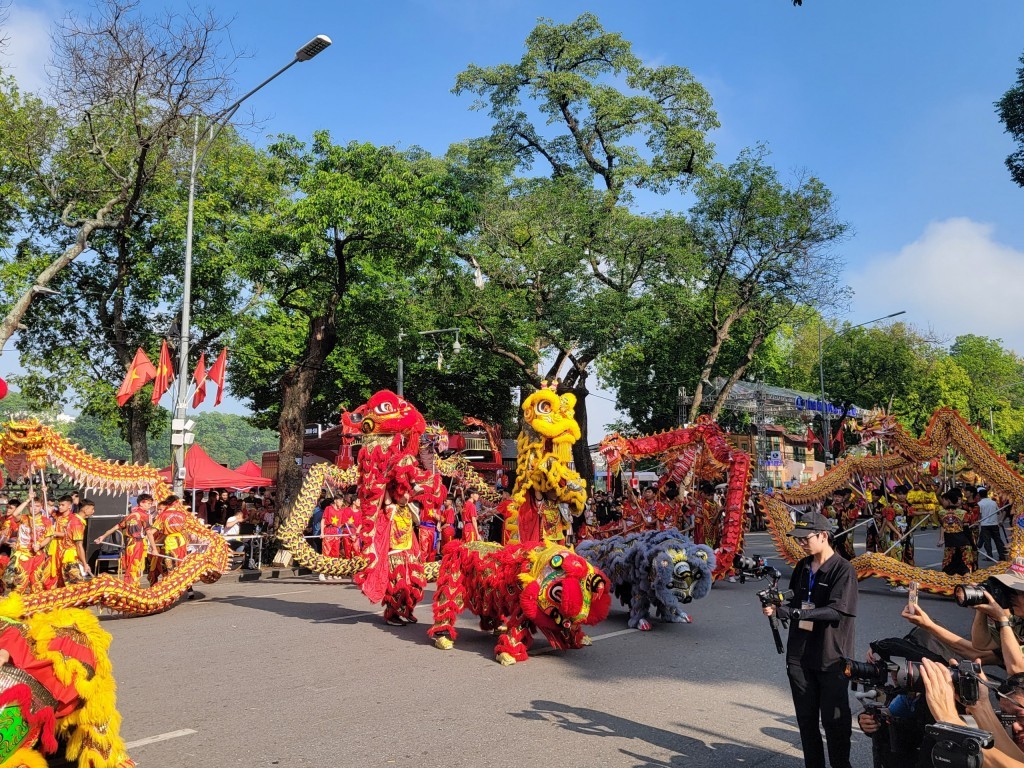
(147, 504), (189, 584)
(321, 505), (343, 558)
(117, 508), (150, 586)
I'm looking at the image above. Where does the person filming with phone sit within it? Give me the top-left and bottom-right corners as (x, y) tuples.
(762, 511), (859, 768)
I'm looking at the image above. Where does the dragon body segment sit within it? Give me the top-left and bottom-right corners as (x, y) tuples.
(428, 540), (611, 665)
(762, 408), (1024, 594)
(0, 419), (229, 616)
(502, 382), (587, 547)
(577, 530), (716, 630)
(598, 416), (753, 581)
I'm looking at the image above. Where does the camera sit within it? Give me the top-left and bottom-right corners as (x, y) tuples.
(953, 577), (1012, 610)
(842, 637), (981, 707)
(925, 723), (992, 768)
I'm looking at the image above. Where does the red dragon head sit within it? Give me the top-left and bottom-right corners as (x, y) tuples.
(518, 544), (611, 650)
(340, 390), (427, 441)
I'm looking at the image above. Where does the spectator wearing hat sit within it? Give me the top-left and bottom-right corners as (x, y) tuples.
(968, 556), (1024, 675)
(763, 511), (858, 768)
(977, 486), (1008, 562)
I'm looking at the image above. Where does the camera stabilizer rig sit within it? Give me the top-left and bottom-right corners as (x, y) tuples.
(735, 555), (794, 655)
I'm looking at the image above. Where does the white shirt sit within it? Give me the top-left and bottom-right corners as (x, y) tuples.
(978, 497), (1000, 527)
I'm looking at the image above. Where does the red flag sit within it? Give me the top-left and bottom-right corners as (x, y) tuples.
(208, 347), (228, 406)
(192, 352), (207, 409)
(151, 340), (174, 404)
(805, 426), (820, 447)
(116, 348), (157, 406)
(833, 426), (846, 453)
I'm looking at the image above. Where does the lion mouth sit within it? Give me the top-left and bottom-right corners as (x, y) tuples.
(540, 608), (579, 649)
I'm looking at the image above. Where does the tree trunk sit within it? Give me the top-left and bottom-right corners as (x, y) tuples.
(124, 396), (150, 464)
(562, 383), (595, 491)
(687, 310), (747, 422)
(277, 310), (338, 516)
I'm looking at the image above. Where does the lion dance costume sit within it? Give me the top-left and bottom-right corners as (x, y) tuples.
(278, 391), (447, 624)
(577, 530), (716, 630)
(429, 381), (612, 664)
(0, 594), (133, 768)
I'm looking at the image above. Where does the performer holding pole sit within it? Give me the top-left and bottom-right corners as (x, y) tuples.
(94, 493), (154, 586)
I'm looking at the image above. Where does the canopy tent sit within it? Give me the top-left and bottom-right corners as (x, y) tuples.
(159, 444), (266, 491)
(234, 460), (274, 486)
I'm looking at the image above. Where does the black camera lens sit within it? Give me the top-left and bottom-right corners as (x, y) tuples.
(842, 659), (889, 687)
(954, 584), (988, 608)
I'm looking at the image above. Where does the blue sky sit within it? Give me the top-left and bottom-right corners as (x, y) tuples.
(3, 1), (1024, 432)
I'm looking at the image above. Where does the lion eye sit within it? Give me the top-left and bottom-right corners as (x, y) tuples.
(588, 575), (606, 593)
(536, 400), (552, 415)
(694, 551), (708, 561)
(551, 554), (563, 568)
(374, 401), (396, 415)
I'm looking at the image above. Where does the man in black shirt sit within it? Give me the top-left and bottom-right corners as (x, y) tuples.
(763, 511), (858, 768)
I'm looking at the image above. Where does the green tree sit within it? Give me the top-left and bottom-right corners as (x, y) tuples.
(11, 128), (276, 462)
(997, 52), (1024, 187)
(0, 0), (237, 349)
(451, 12), (718, 480)
(231, 135), (473, 506)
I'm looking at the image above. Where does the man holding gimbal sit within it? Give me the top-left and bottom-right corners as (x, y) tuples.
(763, 511), (858, 768)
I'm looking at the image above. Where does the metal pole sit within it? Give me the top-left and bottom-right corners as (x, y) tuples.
(397, 329), (405, 396)
(169, 45), (327, 497)
(172, 117), (200, 497)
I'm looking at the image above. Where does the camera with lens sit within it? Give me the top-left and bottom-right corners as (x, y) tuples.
(925, 723), (992, 768)
(842, 637), (981, 707)
(953, 577), (1012, 610)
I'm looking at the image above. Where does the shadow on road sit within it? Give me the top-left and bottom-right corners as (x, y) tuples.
(511, 699), (805, 767)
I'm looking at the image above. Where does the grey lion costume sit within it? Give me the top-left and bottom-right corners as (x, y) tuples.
(577, 530), (716, 630)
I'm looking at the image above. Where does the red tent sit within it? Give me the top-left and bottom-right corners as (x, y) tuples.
(159, 445), (267, 491)
(234, 460), (275, 487)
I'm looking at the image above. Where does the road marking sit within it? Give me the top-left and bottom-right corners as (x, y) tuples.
(313, 605), (429, 624)
(126, 729), (197, 749)
(532, 627), (637, 654)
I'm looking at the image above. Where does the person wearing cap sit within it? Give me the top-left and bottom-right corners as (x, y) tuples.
(977, 486), (1008, 562)
(763, 511), (858, 768)
(968, 556), (1024, 675)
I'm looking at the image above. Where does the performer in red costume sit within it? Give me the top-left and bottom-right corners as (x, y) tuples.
(321, 497), (343, 559)
(146, 496), (189, 585)
(691, 481), (721, 548)
(439, 497), (457, 548)
(417, 496), (439, 562)
(381, 480), (424, 626)
(50, 494), (93, 586)
(337, 496), (362, 558)
(95, 493), (153, 586)
(5, 494), (54, 594)
(462, 490), (481, 543)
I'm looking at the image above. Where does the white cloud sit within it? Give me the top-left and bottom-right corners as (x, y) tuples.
(2, 2), (55, 94)
(848, 218), (1024, 354)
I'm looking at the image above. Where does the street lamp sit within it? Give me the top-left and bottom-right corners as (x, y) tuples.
(171, 35), (332, 496)
(817, 310), (906, 464)
(396, 328), (462, 396)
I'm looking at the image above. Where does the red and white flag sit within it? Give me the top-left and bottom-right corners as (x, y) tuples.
(208, 347), (228, 406)
(192, 352), (207, 409)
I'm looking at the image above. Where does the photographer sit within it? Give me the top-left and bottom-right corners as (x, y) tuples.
(763, 512), (858, 768)
(969, 559), (1024, 675)
(919, 657), (1024, 768)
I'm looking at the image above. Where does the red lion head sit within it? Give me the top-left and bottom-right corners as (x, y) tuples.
(340, 390), (427, 439)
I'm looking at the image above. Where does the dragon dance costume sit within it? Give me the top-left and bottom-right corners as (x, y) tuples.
(5, 512), (54, 595)
(940, 502), (978, 575)
(50, 510), (89, 587)
(147, 504), (189, 584)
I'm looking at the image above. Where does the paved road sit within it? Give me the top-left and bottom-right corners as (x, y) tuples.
(103, 529), (985, 768)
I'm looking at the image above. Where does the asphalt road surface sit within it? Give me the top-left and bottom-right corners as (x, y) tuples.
(103, 528), (992, 768)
